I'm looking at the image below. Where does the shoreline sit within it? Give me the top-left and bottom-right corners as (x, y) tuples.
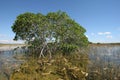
(89, 43), (120, 46)
(0, 44), (24, 51)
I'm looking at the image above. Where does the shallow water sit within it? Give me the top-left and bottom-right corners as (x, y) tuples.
(0, 45), (25, 79)
(0, 44), (120, 79)
(89, 45), (120, 64)
(87, 45), (120, 80)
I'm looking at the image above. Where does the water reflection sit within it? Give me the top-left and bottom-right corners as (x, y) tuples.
(87, 45), (120, 80)
(89, 45), (120, 64)
(0, 46), (25, 80)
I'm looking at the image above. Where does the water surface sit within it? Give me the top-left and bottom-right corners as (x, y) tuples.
(87, 44), (120, 80)
(0, 45), (25, 80)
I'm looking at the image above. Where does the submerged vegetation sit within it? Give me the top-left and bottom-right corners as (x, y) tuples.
(10, 53), (89, 80)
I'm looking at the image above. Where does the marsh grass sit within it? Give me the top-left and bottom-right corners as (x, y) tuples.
(10, 52), (89, 80)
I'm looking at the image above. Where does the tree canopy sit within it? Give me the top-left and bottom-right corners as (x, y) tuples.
(12, 11), (88, 57)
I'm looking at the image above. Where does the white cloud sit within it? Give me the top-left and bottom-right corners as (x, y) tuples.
(98, 32), (104, 35)
(0, 40), (24, 44)
(0, 34), (7, 37)
(104, 32), (111, 35)
(106, 35), (112, 39)
(0, 40), (8, 43)
(98, 32), (111, 35)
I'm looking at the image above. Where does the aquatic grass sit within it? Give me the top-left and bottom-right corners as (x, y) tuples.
(10, 52), (89, 80)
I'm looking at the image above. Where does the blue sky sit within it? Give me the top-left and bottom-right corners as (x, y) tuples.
(0, 0), (120, 43)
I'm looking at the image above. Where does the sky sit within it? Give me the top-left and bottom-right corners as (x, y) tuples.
(0, 0), (120, 43)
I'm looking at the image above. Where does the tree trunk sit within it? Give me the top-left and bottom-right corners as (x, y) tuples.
(39, 43), (46, 58)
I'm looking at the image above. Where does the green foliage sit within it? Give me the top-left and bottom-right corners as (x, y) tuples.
(12, 11), (88, 56)
(60, 44), (78, 54)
